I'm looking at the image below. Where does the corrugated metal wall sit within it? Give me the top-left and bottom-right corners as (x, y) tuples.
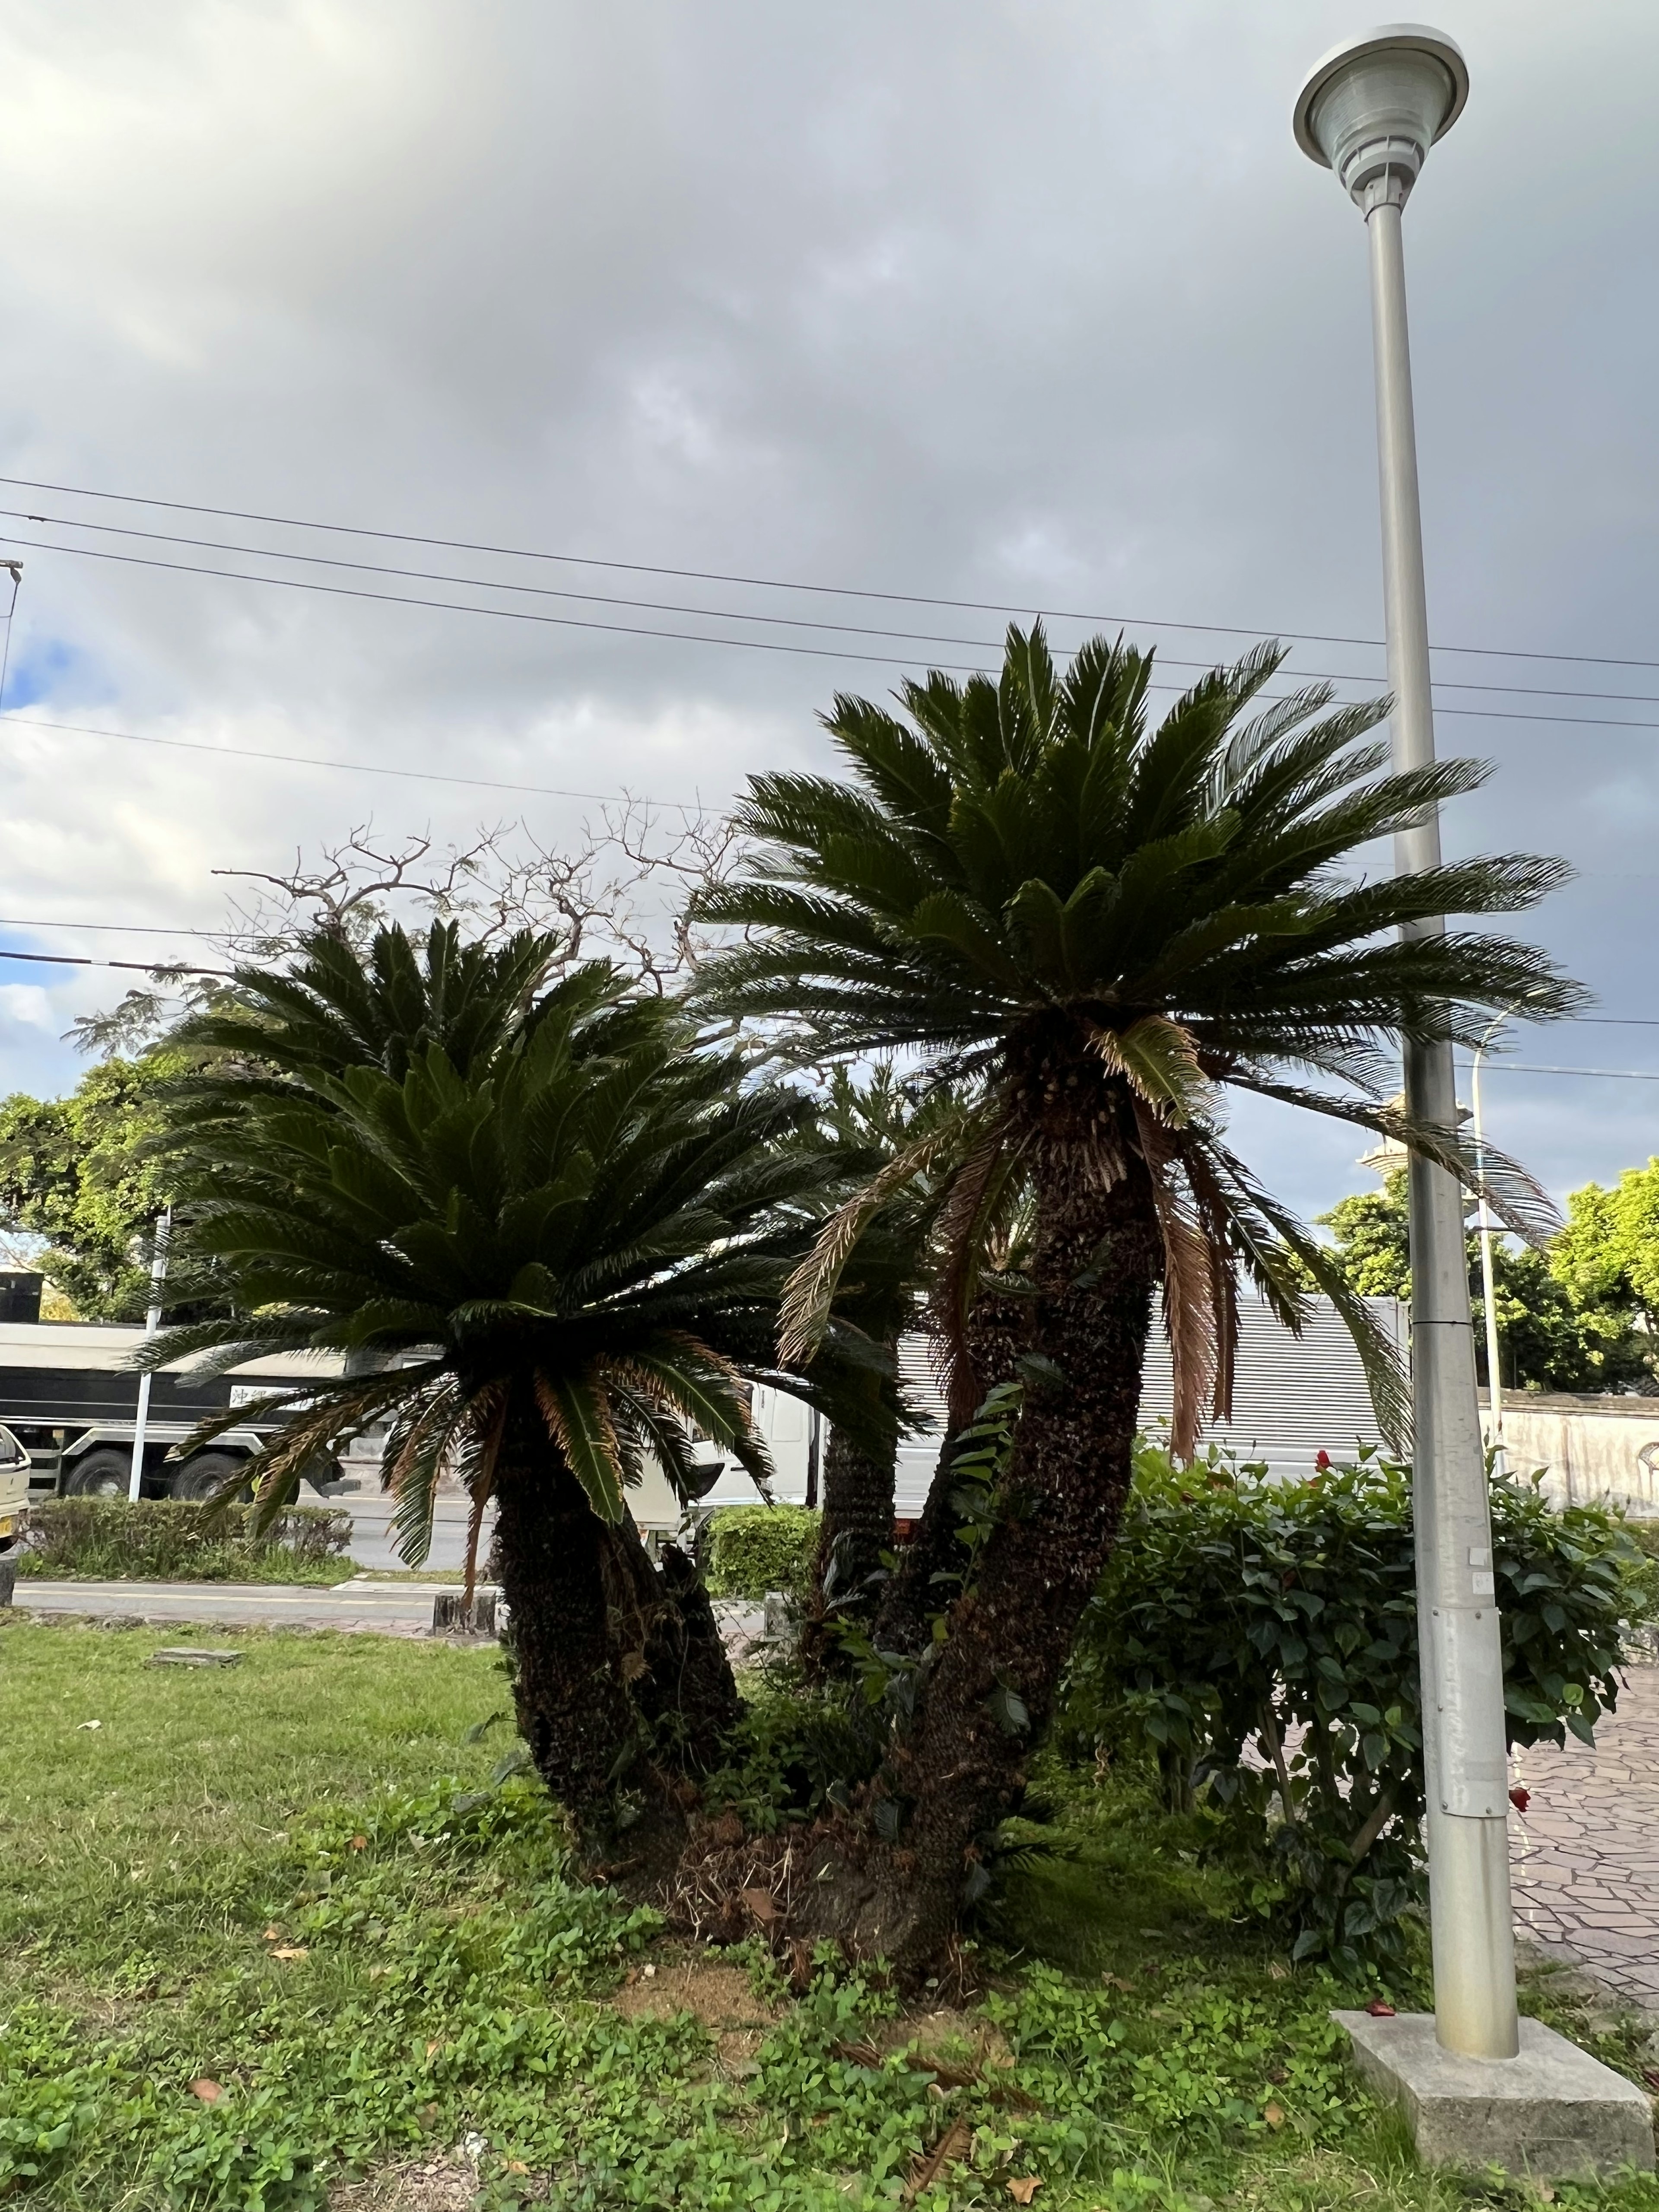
(892, 1296), (1406, 1510)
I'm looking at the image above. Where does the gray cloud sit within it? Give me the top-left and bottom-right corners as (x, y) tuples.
(0, 0), (1651, 1219)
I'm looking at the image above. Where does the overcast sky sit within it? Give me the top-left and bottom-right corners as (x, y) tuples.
(0, 0), (1652, 1228)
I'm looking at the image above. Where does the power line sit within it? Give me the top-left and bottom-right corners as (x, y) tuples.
(0, 710), (709, 812)
(1475, 1063), (1659, 1082)
(9, 526), (1659, 734)
(5, 504), (1658, 709)
(0, 913), (216, 937)
(0, 945), (229, 978)
(5, 468), (1659, 676)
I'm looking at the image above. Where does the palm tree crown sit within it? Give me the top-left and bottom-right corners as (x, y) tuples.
(148, 923), (869, 1559)
(693, 624), (1580, 1444)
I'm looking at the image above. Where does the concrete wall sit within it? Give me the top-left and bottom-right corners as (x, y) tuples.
(1489, 1393), (1659, 1516)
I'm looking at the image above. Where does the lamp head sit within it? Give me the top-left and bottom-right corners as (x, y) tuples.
(1294, 24), (1468, 213)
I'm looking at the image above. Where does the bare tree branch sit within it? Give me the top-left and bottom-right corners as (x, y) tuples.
(67, 806), (761, 1054)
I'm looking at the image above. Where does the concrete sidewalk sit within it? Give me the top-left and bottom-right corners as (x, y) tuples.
(10, 1574), (451, 1636)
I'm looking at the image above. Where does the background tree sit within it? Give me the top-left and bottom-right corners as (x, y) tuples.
(1320, 1168), (1655, 1394)
(0, 1055), (184, 1319)
(692, 620), (1577, 1970)
(793, 1063), (1019, 1674)
(1552, 1163), (1659, 1360)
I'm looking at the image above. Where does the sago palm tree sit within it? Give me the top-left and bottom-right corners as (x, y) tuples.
(794, 1063), (1034, 1670)
(690, 622), (1579, 1966)
(145, 922), (885, 1851)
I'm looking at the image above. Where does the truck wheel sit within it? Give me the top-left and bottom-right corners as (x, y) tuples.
(169, 1453), (250, 1503)
(63, 1449), (132, 1497)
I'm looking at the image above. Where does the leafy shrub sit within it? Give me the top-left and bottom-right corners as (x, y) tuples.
(699, 1688), (881, 1831)
(703, 1501), (820, 1600)
(1058, 1443), (1659, 1969)
(17, 1497), (353, 1584)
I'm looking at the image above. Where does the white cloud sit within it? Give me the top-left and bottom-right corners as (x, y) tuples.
(0, 983), (54, 1029)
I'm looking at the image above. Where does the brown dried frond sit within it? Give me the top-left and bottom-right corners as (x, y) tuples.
(923, 1113), (1020, 1428)
(902, 2118), (975, 2206)
(778, 1127), (957, 1368)
(1132, 1101), (1223, 1462)
(661, 1823), (802, 1948)
(458, 1384), (508, 1604)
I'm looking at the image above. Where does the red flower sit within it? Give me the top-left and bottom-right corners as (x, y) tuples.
(1315, 1450), (1332, 1472)
(1509, 1786), (1531, 1814)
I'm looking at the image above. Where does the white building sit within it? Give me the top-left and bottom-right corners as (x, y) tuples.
(628, 1294), (1406, 1529)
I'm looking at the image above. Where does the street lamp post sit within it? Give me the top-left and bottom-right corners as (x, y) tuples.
(1295, 27), (1519, 2062)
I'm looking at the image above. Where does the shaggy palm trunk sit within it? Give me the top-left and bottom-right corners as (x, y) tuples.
(800, 1371), (897, 1679)
(801, 1063), (1160, 1973)
(492, 1386), (641, 1837)
(872, 1287), (1027, 1657)
(492, 1379), (739, 1862)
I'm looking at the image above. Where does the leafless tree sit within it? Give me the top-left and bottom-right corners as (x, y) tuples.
(64, 804), (755, 1055)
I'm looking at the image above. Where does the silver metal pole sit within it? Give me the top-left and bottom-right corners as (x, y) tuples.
(127, 1208), (172, 1503)
(1366, 195), (1518, 2059)
(1472, 1020), (1507, 1475)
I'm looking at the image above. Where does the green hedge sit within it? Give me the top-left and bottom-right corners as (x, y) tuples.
(16, 1497), (355, 1585)
(703, 1503), (820, 1602)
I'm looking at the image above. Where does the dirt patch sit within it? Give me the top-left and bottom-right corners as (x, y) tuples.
(329, 2157), (478, 2211)
(878, 2006), (1014, 2072)
(610, 1955), (780, 2066)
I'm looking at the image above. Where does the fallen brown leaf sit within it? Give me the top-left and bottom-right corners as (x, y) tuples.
(262, 1926), (281, 1942)
(986, 2080), (1041, 2113)
(504, 2161), (529, 2176)
(903, 2117), (974, 2206)
(1263, 2101), (1286, 2129)
(1007, 2180), (1043, 2206)
(349, 1834), (368, 1851)
(190, 2079), (222, 2103)
(1365, 2000), (1396, 2018)
(739, 1887), (779, 1925)
(830, 2039), (885, 2071)
(270, 1945), (308, 1961)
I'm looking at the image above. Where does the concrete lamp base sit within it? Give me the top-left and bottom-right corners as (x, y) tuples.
(1335, 2012), (1654, 2182)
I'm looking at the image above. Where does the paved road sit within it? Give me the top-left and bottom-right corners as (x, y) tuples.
(333, 1487), (490, 1573)
(1511, 1662), (1659, 2009)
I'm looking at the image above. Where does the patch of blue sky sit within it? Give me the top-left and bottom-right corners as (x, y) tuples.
(1, 632), (88, 712)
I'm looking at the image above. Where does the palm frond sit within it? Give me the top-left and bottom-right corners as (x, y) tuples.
(777, 1124), (961, 1367)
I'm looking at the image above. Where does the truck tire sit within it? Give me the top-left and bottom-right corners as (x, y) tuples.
(63, 1449), (132, 1497)
(169, 1452), (250, 1503)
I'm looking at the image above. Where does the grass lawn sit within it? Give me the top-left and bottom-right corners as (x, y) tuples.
(0, 1618), (1654, 2212)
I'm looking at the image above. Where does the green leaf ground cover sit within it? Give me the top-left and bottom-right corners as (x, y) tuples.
(0, 1619), (1655, 2211)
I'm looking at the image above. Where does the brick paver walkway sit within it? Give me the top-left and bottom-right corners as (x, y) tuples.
(1511, 1662), (1659, 2008)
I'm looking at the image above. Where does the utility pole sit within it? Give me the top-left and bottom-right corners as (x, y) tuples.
(127, 1208), (172, 1503)
(1295, 27), (1518, 2062)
